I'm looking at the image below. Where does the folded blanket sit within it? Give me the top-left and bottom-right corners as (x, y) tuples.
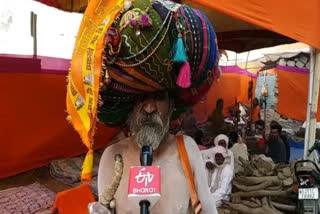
(49, 150), (103, 196)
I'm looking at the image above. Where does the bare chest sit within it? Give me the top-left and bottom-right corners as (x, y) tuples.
(114, 152), (191, 214)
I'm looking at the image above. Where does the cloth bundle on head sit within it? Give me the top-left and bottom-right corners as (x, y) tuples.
(99, 0), (220, 126)
(209, 146), (227, 192)
(214, 134), (229, 147)
(211, 145), (227, 159)
(66, 0), (219, 181)
(214, 134), (234, 172)
(209, 146), (233, 207)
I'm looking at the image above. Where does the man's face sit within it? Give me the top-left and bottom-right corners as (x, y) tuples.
(218, 140), (227, 149)
(215, 153), (225, 165)
(269, 129), (279, 139)
(256, 126), (264, 135)
(129, 91), (171, 149)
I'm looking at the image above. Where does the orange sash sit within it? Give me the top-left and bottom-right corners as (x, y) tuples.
(66, 0), (125, 181)
(176, 135), (202, 214)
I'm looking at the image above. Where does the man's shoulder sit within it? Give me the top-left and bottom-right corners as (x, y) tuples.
(181, 135), (202, 161)
(182, 135), (198, 149)
(101, 136), (133, 157)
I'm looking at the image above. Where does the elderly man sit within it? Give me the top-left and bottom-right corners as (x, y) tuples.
(66, 0), (220, 213)
(92, 91), (218, 213)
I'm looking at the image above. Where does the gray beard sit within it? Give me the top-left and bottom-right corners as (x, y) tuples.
(129, 112), (170, 150)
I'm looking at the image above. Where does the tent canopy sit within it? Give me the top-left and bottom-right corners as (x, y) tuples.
(189, 0), (320, 50)
(35, 0), (320, 52)
(35, 0), (320, 51)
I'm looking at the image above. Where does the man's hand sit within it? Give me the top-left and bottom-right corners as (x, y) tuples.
(88, 202), (112, 214)
(206, 161), (215, 170)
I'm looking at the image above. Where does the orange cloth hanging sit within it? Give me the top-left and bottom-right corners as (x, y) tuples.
(52, 184), (95, 214)
(66, 0), (125, 182)
(252, 106), (261, 122)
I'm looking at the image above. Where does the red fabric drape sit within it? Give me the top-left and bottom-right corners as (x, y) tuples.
(0, 71), (118, 178)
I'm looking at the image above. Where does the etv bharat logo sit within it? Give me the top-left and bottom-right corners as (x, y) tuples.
(135, 167), (154, 187)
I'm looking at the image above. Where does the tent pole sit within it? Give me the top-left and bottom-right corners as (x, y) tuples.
(304, 48), (320, 159)
(31, 12), (37, 57)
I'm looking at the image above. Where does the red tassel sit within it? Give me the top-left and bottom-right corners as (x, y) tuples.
(176, 62), (191, 88)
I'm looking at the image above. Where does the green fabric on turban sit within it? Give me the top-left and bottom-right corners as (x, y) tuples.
(98, 0), (220, 126)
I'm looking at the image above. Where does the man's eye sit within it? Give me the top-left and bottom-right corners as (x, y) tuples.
(155, 92), (166, 100)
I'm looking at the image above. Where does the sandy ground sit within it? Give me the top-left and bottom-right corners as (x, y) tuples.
(0, 165), (70, 193)
(0, 166), (71, 213)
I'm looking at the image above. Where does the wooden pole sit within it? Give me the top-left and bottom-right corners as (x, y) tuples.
(31, 12), (37, 57)
(304, 48), (320, 159)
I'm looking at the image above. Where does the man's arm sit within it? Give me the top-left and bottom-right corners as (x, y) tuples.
(98, 143), (123, 199)
(88, 144), (124, 214)
(183, 135), (218, 214)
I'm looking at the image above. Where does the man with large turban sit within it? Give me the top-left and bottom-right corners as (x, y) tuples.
(66, 0), (220, 213)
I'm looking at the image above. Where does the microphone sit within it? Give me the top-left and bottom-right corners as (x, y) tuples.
(141, 145), (153, 166)
(128, 146), (161, 214)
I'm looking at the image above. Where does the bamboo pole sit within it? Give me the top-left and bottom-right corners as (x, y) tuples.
(31, 12), (37, 57)
(304, 48), (320, 159)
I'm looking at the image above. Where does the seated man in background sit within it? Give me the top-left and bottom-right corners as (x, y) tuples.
(270, 121), (290, 163)
(205, 146), (233, 207)
(214, 134), (234, 171)
(201, 134), (234, 186)
(208, 99), (227, 138)
(228, 130), (238, 148)
(265, 124), (287, 163)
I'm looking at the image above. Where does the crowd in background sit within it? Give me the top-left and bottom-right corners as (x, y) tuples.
(170, 97), (290, 207)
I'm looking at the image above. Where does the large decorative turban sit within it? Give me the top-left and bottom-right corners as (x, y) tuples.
(66, 0), (219, 181)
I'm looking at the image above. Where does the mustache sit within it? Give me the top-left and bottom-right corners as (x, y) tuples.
(138, 112), (163, 127)
(128, 110), (170, 150)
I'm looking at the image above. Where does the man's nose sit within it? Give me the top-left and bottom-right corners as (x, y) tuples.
(143, 99), (157, 114)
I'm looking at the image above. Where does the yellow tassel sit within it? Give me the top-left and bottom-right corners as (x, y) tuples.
(81, 149), (94, 182)
(66, 115), (72, 122)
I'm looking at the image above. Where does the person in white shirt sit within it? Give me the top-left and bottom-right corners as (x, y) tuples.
(201, 134), (234, 185)
(207, 146), (233, 207)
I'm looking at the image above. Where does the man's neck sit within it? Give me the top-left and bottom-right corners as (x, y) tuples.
(155, 133), (171, 151)
(131, 132), (173, 152)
